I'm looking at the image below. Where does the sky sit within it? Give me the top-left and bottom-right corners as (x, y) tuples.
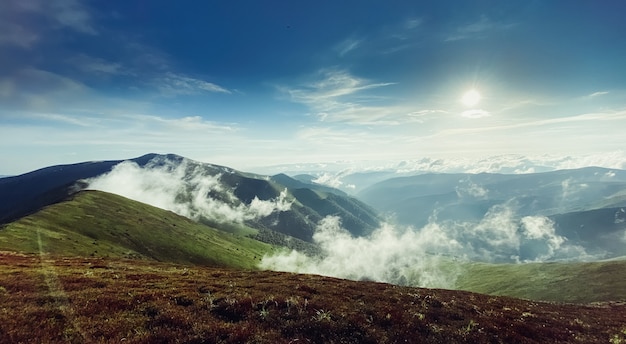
(2, 0), (626, 175)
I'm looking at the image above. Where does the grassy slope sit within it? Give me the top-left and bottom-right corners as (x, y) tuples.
(0, 190), (272, 269)
(2, 190), (625, 305)
(1, 252), (625, 344)
(456, 260), (626, 303)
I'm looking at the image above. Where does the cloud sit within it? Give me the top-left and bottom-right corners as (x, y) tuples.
(86, 156), (292, 224)
(123, 114), (237, 133)
(455, 178), (489, 199)
(588, 91), (609, 98)
(72, 55), (125, 75)
(445, 15), (515, 42)
(28, 113), (95, 127)
(282, 69), (401, 125)
(335, 38), (362, 57)
(260, 216), (463, 288)
(437, 109), (626, 137)
(615, 208), (625, 225)
(260, 203), (593, 288)
(0, 22), (39, 48)
(461, 109), (490, 119)
(0, 0), (96, 40)
(157, 72), (231, 96)
(0, 68), (91, 111)
(48, 0), (97, 34)
(404, 18), (423, 30)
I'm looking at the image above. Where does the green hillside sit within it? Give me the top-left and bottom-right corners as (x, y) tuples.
(456, 259), (626, 303)
(0, 190), (272, 269)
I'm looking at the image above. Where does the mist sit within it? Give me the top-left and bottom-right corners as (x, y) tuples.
(260, 202), (594, 289)
(85, 157), (292, 224)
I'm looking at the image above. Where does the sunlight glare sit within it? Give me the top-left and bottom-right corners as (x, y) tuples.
(461, 89), (481, 107)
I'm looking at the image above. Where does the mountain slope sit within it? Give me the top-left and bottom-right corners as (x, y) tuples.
(0, 153), (162, 224)
(1, 252), (625, 343)
(0, 154), (380, 243)
(0, 190), (271, 269)
(456, 259), (626, 303)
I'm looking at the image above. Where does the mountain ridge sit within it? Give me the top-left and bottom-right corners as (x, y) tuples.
(0, 153), (380, 243)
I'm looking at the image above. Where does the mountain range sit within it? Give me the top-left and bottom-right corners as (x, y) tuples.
(0, 154), (380, 245)
(1, 153), (626, 342)
(357, 168), (626, 259)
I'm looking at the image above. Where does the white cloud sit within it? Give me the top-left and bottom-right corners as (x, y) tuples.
(455, 178), (488, 199)
(261, 203), (593, 288)
(157, 72), (231, 96)
(445, 15), (515, 41)
(48, 0), (97, 34)
(615, 208), (625, 225)
(0, 0), (96, 37)
(588, 91), (609, 98)
(335, 38), (362, 57)
(72, 55), (125, 75)
(124, 114), (237, 133)
(260, 216), (462, 288)
(86, 156), (292, 224)
(461, 109), (490, 119)
(282, 69), (401, 125)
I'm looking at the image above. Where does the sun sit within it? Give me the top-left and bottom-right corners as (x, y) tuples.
(461, 89), (481, 107)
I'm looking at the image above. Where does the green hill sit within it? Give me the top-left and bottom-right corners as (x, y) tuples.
(0, 190), (272, 269)
(456, 259), (626, 303)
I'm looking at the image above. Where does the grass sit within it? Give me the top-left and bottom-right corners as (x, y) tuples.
(456, 260), (626, 303)
(0, 251), (625, 343)
(0, 190), (272, 269)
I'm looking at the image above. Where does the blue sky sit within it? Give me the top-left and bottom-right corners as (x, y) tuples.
(1, 0), (626, 175)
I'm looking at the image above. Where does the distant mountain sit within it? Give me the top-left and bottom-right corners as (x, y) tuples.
(0, 154), (380, 242)
(357, 167), (626, 258)
(258, 154), (626, 193)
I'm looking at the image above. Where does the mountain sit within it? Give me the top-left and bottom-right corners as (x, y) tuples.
(357, 167), (626, 259)
(3, 186), (626, 303)
(0, 154), (380, 243)
(1, 252), (625, 343)
(0, 190), (272, 269)
(0, 153), (160, 224)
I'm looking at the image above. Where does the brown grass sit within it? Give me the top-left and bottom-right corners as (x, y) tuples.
(0, 251), (624, 343)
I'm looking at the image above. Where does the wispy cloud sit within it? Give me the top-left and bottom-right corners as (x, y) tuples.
(124, 114), (237, 133)
(72, 54), (125, 75)
(404, 18), (423, 30)
(156, 72), (231, 96)
(0, 22), (39, 48)
(587, 91), (609, 98)
(445, 15), (515, 42)
(461, 109), (490, 119)
(27, 113), (95, 127)
(48, 0), (97, 34)
(0, 0), (96, 39)
(282, 69), (403, 125)
(335, 38), (362, 57)
(0, 68), (91, 111)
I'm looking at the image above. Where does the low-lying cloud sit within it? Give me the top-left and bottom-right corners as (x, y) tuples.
(260, 202), (593, 289)
(85, 157), (291, 223)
